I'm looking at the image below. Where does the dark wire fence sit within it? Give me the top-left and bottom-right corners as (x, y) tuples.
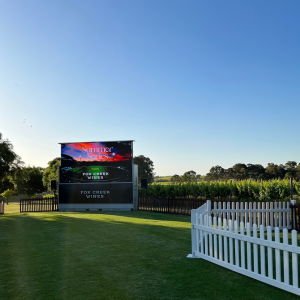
(138, 197), (206, 215)
(20, 197), (58, 213)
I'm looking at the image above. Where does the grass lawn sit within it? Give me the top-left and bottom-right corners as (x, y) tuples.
(2, 200), (20, 214)
(0, 210), (298, 300)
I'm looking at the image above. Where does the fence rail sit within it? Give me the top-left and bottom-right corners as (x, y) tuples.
(20, 197), (58, 212)
(0, 200), (4, 214)
(189, 201), (300, 296)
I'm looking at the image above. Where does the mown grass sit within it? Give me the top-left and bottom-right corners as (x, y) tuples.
(0, 211), (298, 300)
(2, 200), (20, 214)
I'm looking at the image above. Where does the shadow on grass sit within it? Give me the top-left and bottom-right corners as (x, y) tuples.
(0, 212), (298, 300)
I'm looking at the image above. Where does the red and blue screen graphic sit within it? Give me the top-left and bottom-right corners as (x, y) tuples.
(60, 141), (132, 183)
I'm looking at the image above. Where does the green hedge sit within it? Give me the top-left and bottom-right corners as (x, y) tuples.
(139, 179), (300, 201)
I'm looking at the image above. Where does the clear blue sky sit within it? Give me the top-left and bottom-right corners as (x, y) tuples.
(0, 0), (299, 176)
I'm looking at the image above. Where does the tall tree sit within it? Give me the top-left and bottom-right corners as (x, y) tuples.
(0, 132), (23, 182)
(208, 165), (225, 180)
(10, 166), (46, 198)
(232, 163), (248, 180)
(133, 155), (155, 184)
(265, 163), (286, 179)
(43, 157), (61, 191)
(170, 174), (182, 184)
(182, 170), (197, 182)
(246, 164), (265, 179)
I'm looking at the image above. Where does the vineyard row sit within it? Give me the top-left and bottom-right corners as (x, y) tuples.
(139, 179), (300, 202)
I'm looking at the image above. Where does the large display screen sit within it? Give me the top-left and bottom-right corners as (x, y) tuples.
(60, 141), (132, 183)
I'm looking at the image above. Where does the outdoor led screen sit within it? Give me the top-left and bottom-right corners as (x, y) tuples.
(60, 141), (132, 183)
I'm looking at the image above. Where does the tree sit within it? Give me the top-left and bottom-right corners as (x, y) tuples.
(171, 174), (182, 184)
(182, 170), (197, 182)
(0, 189), (15, 204)
(246, 164), (265, 179)
(296, 164), (300, 181)
(265, 163), (286, 179)
(0, 132), (23, 182)
(133, 155), (155, 184)
(206, 165), (225, 180)
(232, 163), (248, 180)
(0, 178), (14, 194)
(10, 166), (46, 198)
(43, 157), (61, 191)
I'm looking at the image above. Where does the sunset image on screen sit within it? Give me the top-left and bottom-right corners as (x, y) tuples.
(61, 142), (132, 162)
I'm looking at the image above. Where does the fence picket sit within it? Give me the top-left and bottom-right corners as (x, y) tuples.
(279, 202), (282, 228)
(275, 227), (281, 282)
(245, 202), (248, 225)
(199, 212), (203, 254)
(253, 224), (258, 274)
(270, 202), (274, 228)
(247, 223), (252, 271)
(196, 212), (200, 253)
(213, 217), (218, 259)
(283, 228), (289, 285)
(240, 221), (245, 269)
(227, 202), (230, 224)
(258, 203), (261, 226)
(262, 203), (265, 227)
(234, 220), (239, 267)
(252, 202), (256, 227)
(292, 230), (298, 288)
(266, 203), (269, 226)
(223, 218), (228, 263)
(218, 218), (223, 261)
(249, 202), (253, 229)
(283, 203), (286, 228)
(267, 226), (273, 279)
(260, 224), (265, 276)
(240, 202), (244, 224)
(229, 220), (233, 264)
(223, 202), (226, 222)
(204, 215), (208, 255)
(209, 217), (213, 257)
(274, 202), (278, 228)
(236, 202), (239, 225)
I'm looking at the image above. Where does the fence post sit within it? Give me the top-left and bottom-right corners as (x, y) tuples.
(291, 199), (296, 230)
(206, 200), (211, 221)
(187, 209), (198, 258)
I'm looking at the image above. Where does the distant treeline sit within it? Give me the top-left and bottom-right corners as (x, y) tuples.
(205, 161), (300, 181)
(168, 162), (300, 184)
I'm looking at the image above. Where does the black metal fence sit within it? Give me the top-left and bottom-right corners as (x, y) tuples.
(20, 197), (58, 213)
(138, 197), (206, 215)
(0, 200), (4, 214)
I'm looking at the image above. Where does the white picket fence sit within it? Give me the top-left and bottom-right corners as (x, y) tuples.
(211, 201), (291, 230)
(188, 200), (300, 296)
